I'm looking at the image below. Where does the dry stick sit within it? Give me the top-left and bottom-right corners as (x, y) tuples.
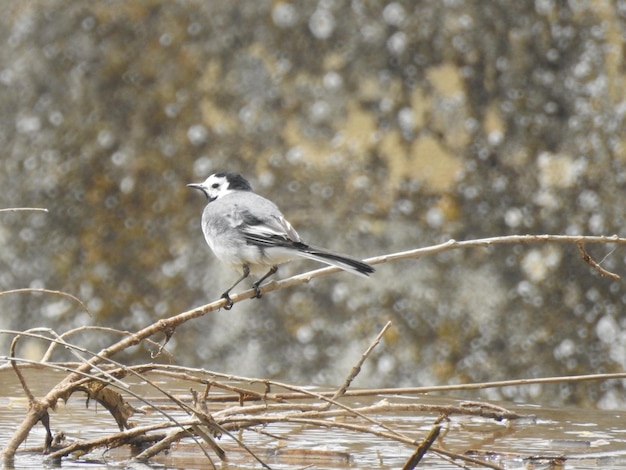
(17, 350), (626, 402)
(38, 325), (174, 363)
(577, 241), (619, 279)
(216, 401), (524, 428)
(329, 320), (391, 403)
(367, 234), (624, 268)
(45, 420), (198, 460)
(0, 288), (91, 317)
(326, 371), (626, 397)
(132, 427), (217, 469)
(129, 382), (269, 467)
(0, 208), (48, 213)
(6, 328), (132, 390)
(4, 234), (625, 460)
(3, 353), (198, 428)
(308, 321), (410, 452)
(433, 448), (504, 470)
(252, 321), (420, 448)
(402, 416), (444, 470)
(131, 363), (626, 406)
(8, 337), (35, 402)
(9, 335), (53, 452)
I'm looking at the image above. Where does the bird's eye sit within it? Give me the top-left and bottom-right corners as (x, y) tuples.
(211, 183), (220, 189)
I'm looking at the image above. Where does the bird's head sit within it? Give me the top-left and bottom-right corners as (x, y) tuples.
(187, 172), (253, 202)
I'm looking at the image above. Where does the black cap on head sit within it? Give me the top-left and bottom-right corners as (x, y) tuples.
(216, 172), (253, 191)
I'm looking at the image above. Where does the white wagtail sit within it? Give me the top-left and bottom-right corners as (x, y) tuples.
(188, 172), (375, 309)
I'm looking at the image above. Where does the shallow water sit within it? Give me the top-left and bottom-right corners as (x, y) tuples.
(1, 367), (626, 469)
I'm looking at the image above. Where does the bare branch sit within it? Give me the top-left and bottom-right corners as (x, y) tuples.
(402, 416), (444, 470)
(576, 241), (620, 279)
(330, 320), (392, 402)
(0, 208), (48, 213)
(242, 234), (626, 310)
(0, 289), (91, 317)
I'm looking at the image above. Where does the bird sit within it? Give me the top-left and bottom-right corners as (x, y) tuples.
(187, 172), (375, 309)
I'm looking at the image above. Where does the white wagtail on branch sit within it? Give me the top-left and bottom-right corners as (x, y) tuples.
(188, 172), (375, 309)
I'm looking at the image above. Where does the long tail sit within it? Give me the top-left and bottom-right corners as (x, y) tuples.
(295, 246), (375, 278)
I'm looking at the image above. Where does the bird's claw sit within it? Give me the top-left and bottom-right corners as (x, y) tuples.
(253, 284), (263, 299)
(221, 293), (234, 310)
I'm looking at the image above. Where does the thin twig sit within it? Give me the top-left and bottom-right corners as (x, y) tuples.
(0, 208), (48, 213)
(141, 364), (626, 402)
(402, 416), (444, 470)
(0, 289), (91, 317)
(576, 241), (620, 279)
(9, 335), (53, 451)
(330, 321), (392, 403)
(45, 420), (198, 460)
(132, 427), (218, 468)
(39, 325), (172, 363)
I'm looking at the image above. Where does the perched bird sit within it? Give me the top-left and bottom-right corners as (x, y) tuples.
(188, 172), (375, 309)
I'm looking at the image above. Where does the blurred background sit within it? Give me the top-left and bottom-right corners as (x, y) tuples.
(0, 1), (625, 407)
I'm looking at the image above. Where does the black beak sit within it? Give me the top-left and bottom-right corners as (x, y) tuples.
(187, 183), (213, 201)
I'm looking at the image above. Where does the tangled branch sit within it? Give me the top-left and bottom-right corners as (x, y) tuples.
(1, 233), (624, 467)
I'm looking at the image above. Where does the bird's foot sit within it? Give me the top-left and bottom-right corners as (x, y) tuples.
(252, 283), (263, 299)
(252, 266), (277, 300)
(221, 293), (234, 310)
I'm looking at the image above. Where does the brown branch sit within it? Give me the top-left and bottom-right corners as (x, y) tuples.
(142, 365), (626, 404)
(576, 241), (620, 279)
(330, 320), (391, 403)
(0, 207), (48, 213)
(402, 416), (444, 470)
(0, 288), (91, 317)
(214, 400), (527, 425)
(38, 325), (173, 364)
(131, 427), (218, 467)
(9, 334), (53, 453)
(45, 420), (193, 460)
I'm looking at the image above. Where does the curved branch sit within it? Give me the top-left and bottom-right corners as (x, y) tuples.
(0, 288), (91, 316)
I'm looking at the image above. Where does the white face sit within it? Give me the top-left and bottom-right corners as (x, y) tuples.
(199, 174), (232, 201)
(188, 172), (252, 202)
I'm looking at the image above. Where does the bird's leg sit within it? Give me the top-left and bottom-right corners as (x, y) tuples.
(221, 265), (250, 310)
(252, 265), (278, 299)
